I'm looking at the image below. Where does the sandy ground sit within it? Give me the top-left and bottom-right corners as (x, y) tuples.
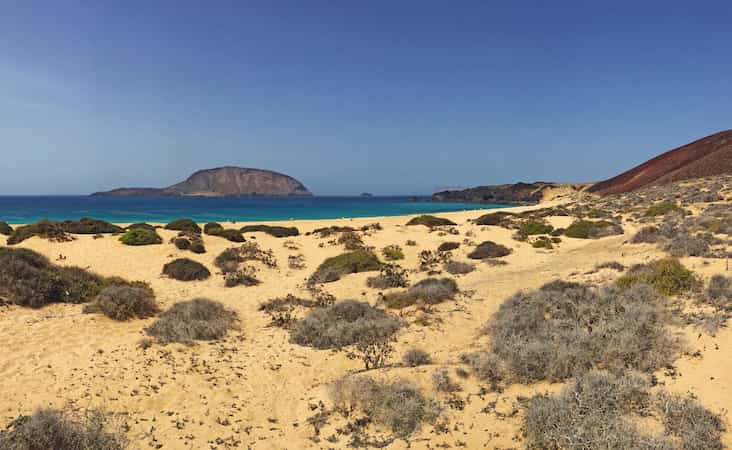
(1, 204), (730, 449)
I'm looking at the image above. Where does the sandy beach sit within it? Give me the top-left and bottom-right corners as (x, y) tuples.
(1, 194), (730, 450)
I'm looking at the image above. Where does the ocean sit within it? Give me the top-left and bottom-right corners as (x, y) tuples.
(0, 196), (506, 224)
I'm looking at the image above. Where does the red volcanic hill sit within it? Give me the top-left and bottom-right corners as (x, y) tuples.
(589, 130), (732, 196)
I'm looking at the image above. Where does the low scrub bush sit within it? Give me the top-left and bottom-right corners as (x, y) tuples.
(204, 222), (245, 242)
(259, 294), (315, 327)
(288, 254), (306, 269)
(467, 241), (512, 259)
(487, 282), (681, 383)
(531, 236), (554, 249)
(646, 200), (684, 217)
(437, 241), (460, 252)
(444, 260), (475, 275)
(127, 222), (156, 232)
(406, 215), (456, 227)
(460, 352), (504, 388)
(564, 220), (623, 239)
(240, 224), (299, 237)
(0, 221), (13, 235)
(145, 298), (238, 344)
(520, 220), (553, 235)
(0, 408), (127, 450)
(61, 217), (122, 234)
(204, 222), (224, 235)
(366, 264), (409, 289)
(119, 228), (162, 246)
(329, 376), (441, 437)
(702, 275), (732, 311)
(7, 220), (73, 245)
(83, 284), (158, 320)
(170, 231), (206, 253)
(381, 245), (404, 260)
(616, 258), (697, 296)
(474, 211), (514, 226)
(309, 250), (381, 284)
(662, 233), (711, 257)
(524, 371), (723, 450)
(418, 250), (451, 271)
(214, 242), (277, 274)
(164, 218), (201, 233)
(310, 225), (355, 237)
(631, 225), (663, 244)
(403, 348), (432, 367)
(432, 368), (461, 392)
(596, 261), (626, 272)
(162, 258), (211, 281)
(173, 237), (190, 250)
(383, 277), (458, 309)
(337, 230), (364, 250)
(224, 266), (260, 287)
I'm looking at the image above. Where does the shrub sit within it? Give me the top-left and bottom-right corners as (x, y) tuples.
(367, 264), (410, 289)
(524, 371), (723, 450)
(288, 254), (306, 269)
(564, 220), (623, 239)
(596, 261), (626, 272)
(646, 200), (683, 216)
(162, 258), (211, 281)
(405, 239), (417, 246)
(702, 275), (732, 311)
(383, 277), (458, 309)
(0, 408), (127, 450)
(60, 218), (122, 234)
(487, 282), (681, 383)
(224, 266), (260, 287)
(437, 241), (460, 252)
(204, 222), (224, 235)
(403, 348), (432, 367)
(520, 220), (553, 235)
(444, 260), (475, 275)
(338, 230), (364, 250)
(240, 224), (299, 237)
(214, 242), (277, 274)
(531, 236), (553, 249)
(631, 225), (662, 244)
(145, 298), (238, 344)
(259, 294), (314, 327)
(381, 245), (404, 261)
(173, 237), (191, 250)
(616, 258), (697, 296)
(459, 352), (504, 388)
(7, 220), (73, 245)
(467, 241), (512, 259)
(418, 250), (450, 271)
(216, 229), (245, 242)
(406, 215), (456, 227)
(309, 250), (381, 284)
(474, 211), (514, 226)
(329, 376), (441, 437)
(165, 218), (201, 233)
(83, 285), (158, 320)
(432, 368), (461, 392)
(0, 221), (13, 235)
(290, 300), (401, 351)
(190, 240), (206, 254)
(127, 222), (156, 232)
(119, 228), (162, 246)
(662, 233), (710, 257)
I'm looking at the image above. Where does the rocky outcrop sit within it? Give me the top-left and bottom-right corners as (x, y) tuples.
(432, 182), (569, 204)
(589, 130), (732, 196)
(92, 167), (312, 197)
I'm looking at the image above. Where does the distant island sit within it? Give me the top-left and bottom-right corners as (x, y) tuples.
(92, 167), (312, 197)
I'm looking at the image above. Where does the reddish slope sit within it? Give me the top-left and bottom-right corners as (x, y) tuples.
(589, 130), (732, 196)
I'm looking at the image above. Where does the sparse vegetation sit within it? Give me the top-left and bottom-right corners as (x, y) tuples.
(702, 275), (732, 311)
(165, 218), (201, 234)
(432, 368), (461, 392)
(7, 220), (73, 245)
(366, 264), (409, 289)
(381, 245), (404, 261)
(241, 224), (299, 237)
(596, 261), (625, 272)
(0, 408), (127, 450)
(337, 230), (364, 250)
(406, 215), (456, 227)
(309, 250), (381, 284)
(214, 242), (277, 274)
(162, 258), (211, 281)
(616, 258), (698, 296)
(646, 200), (684, 217)
(145, 298), (239, 344)
(382, 277), (458, 309)
(83, 284), (158, 320)
(444, 260), (475, 275)
(224, 266), (260, 287)
(403, 348), (432, 367)
(60, 218), (123, 234)
(119, 228), (162, 246)
(467, 241), (512, 259)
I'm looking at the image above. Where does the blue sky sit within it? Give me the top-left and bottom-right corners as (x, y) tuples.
(1, 1), (730, 195)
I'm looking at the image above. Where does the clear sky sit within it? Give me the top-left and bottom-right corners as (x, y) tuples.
(1, 1), (731, 195)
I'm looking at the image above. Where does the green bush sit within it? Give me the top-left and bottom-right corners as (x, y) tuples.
(7, 220), (73, 245)
(646, 200), (683, 217)
(61, 218), (123, 234)
(406, 215), (456, 227)
(564, 220), (623, 239)
(0, 221), (14, 235)
(119, 228), (162, 246)
(531, 236), (553, 249)
(204, 222), (224, 235)
(240, 224), (299, 237)
(520, 220), (553, 235)
(127, 222), (156, 232)
(162, 258), (211, 281)
(381, 245), (404, 260)
(309, 250), (381, 284)
(383, 277), (458, 309)
(474, 211), (514, 226)
(467, 241), (512, 259)
(165, 218), (201, 233)
(145, 298), (239, 344)
(83, 284), (158, 320)
(616, 258), (697, 296)
(0, 408), (127, 450)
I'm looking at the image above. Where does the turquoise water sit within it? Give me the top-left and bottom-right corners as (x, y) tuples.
(0, 196), (506, 224)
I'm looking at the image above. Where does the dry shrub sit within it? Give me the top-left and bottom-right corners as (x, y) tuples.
(432, 368), (461, 392)
(338, 231), (365, 250)
(214, 242), (277, 274)
(524, 371), (723, 450)
(164, 218), (201, 233)
(460, 352), (504, 389)
(437, 242), (460, 252)
(662, 233), (711, 257)
(259, 294), (314, 327)
(467, 241), (511, 259)
(474, 211), (514, 226)
(701, 275), (732, 311)
(381, 245), (404, 261)
(0, 221), (13, 235)
(444, 260), (475, 275)
(632, 225), (663, 244)
(418, 249), (450, 271)
(7, 220), (74, 245)
(329, 376), (441, 437)
(224, 266), (260, 287)
(162, 258), (211, 281)
(595, 261), (626, 272)
(240, 224), (299, 237)
(406, 215), (456, 227)
(83, 285), (158, 320)
(145, 298), (238, 344)
(0, 407), (127, 450)
(366, 264), (409, 289)
(403, 348), (431, 367)
(383, 277), (458, 309)
(288, 254), (306, 269)
(169, 231), (205, 253)
(487, 282), (682, 383)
